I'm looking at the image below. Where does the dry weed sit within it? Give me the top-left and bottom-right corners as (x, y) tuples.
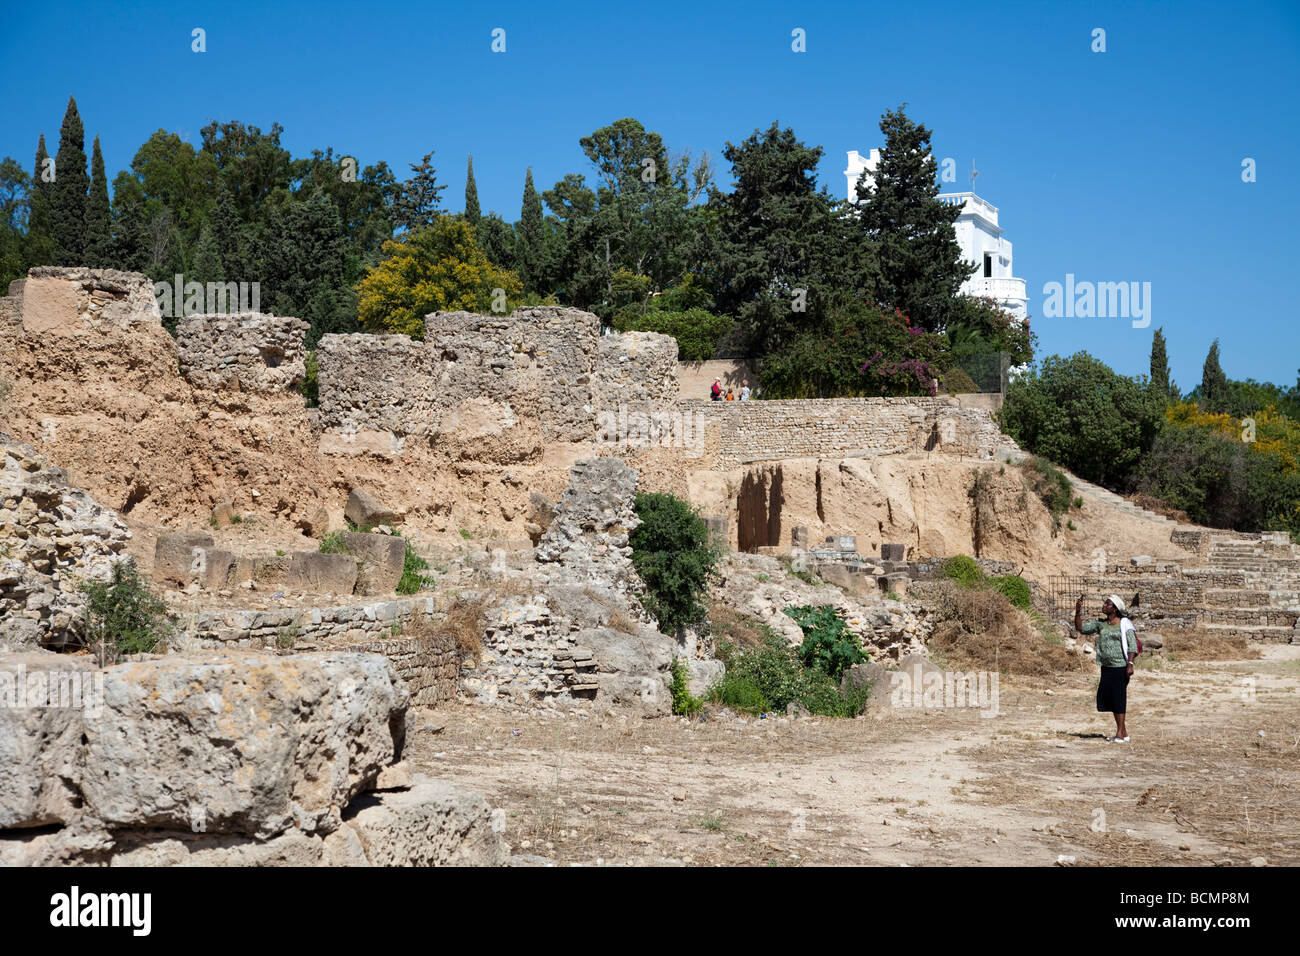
(1160, 627), (1262, 660)
(926, 582), (1084, 676)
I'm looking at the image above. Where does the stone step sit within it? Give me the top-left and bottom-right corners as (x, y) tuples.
(1205, 607), (1299, 627)
(1204, 623), (1297, 642)
(1204, 588), (1269, 607)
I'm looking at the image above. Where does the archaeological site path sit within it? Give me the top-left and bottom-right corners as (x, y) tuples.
(415, 645), (1300, 867)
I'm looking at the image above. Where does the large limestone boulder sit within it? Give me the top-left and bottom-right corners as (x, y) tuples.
(285, 551), (358, 595)
(0, 652), (99, 829)
(342, 777), (507, 866)
(345, 487), (397, 529)
(70, 652), (407, 838)
(341, 531), (405, 595)
(153, 532), (215, 588)
(576, 627), (673, 715)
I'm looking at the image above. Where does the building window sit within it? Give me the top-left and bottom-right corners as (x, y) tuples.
(983, 253), (993, 278)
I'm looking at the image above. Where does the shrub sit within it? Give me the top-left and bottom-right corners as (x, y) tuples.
(1024, 456), (1073, 526)
(669, 657), (703, 716)
(942, 555), (985, 588)
(80, 561), (174, 663)
(319, 531), (348, 554)
(989, 574), (1032, 611)
(709, 631), (868, 717)
(784, 605), (865, 680)
(942, 366), (980, 395)
(301, 350), (319, 407)
(396, 540), (435, 594)
(630, 492), (720, 634)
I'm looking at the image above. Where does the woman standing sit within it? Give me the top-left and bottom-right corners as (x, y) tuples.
(1074, 594), (1136, 743)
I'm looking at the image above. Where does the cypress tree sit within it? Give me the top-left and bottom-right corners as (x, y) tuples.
(1149, 326), (1174, 402)
(51, 96), (90, 264)
(84, 135), (112, 267)
(464, 154), (480, 221)
(1201, 339), (1229, 412)
(190, 221), (224, 288)
(855, 105), (972, 332)
(518, 168), (543, 289)
(27, 134), (57, 266)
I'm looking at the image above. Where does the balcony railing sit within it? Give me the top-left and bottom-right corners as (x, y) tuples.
(965, 275), (1026, 303)
(939, 192), (999, 226)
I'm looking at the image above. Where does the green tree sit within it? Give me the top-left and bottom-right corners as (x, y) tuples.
(853, 105), (972, 332)
(999, 352), (1162, 487)
(393, 150), (446, 234)
(27, 134), (57, 267)
(84, 135), (112, 267)
(189, 221), (224, 287)
(261, 188), (353, 344)
(356, 216), (522, 337)
(476, 212), (517, 271)
(464, 154), (480, 221)
(1200, 339), (1229, 413)
(518, 168), (544, 290)
(51, 96), (91, 264)
(1149, 326), (1176, 403)
(707, 122), (869, 356)
(629, 492), (720, 635)
(0, 157), (30, 286)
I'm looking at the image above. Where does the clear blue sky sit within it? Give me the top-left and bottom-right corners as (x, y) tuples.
(3, 0), (1297, 391)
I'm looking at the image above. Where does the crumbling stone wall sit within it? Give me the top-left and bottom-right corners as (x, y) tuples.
(176, 313), (309, 392)
(595, 331), (678, 413)
(687, 397), (1008, 468)
(317, 333), (443, 437)
(0, 436), (131, 647)
(16, 267), (160, 335)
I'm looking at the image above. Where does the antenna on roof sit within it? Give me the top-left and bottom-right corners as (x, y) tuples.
(971, 159), (979, 189)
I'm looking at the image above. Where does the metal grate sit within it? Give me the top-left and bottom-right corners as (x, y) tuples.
(951, 351), (1011, 394)
(1045, 575), (1091, 617)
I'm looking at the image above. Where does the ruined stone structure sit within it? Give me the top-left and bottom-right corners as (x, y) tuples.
(176, 313), (309, 392)
(594, 330), (679, 412)
(0, 436), (131, 648)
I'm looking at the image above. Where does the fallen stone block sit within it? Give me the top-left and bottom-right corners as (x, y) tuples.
(341, 531), (405, 595)
(342, 776), (507, 866)
(345, 487), (397, 529)
(285, 551), (357, 595)
(77, 651), (408, 838)
(153, 532), (215, 587)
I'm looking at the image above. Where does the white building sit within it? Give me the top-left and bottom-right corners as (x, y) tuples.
(844, 149), (1028, 320)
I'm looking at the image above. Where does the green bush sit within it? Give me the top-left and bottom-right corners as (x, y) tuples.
(708, 632), (869, 717)
(301, 350), (319, 407)
(1025, 456), (1073, 525)
(942, 366), (980, 394)
(80, 561), (174, 662)
(630, 492), (720, 634)
(669, 657), (703, 716)
(319, 531), (348, 554)
(397, 541), (435, 594)
(990, 574), (1032, 611)
(784, 605), (864, 680)
(942, 555), (985, 588)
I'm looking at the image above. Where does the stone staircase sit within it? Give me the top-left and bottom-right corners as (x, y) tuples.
(1199, 534), (1300, 641)
(995, 444), (1180, 528)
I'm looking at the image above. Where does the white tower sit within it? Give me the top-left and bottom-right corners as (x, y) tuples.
(845, 150), (1028, 320)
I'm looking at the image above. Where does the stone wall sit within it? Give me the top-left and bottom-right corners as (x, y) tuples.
(0, 436), (131, 648)
(17, 267), (160, 336)
(686, 397), (1008, 468)
(182, 596), (458, 706)
(175, 313), (310, 392)
(317, 333), (442, 438)
(595, 331), (678, 412)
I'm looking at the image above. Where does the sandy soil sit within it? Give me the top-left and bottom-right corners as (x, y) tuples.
(408, 645), (1300, 867)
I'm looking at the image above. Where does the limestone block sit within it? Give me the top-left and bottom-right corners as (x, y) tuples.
(286, 551), (358, 595)
(341, 531), (405, 595)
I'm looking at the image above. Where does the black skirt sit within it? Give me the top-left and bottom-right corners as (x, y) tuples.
(1096, 666), (1129, 714)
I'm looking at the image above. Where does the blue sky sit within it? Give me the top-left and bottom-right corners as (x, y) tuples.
(3, 0), (1298, 391)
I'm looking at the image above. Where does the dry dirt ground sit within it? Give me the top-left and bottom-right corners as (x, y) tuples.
(409, 645), (1300, 867)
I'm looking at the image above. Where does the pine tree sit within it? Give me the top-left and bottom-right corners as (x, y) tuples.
(1149, 326), (1175, 402)
(27, 134), (58, 266)
(190, 221), (224, 288)
(393, 150), (446, 234)
(84, 135), (112, 267)
(855, 105), (972, 332)
(518, 168), (544, 290)
(464, 154), (480, 221)
(50, 96), (90, 265)
(1201, 339), (1229, 412)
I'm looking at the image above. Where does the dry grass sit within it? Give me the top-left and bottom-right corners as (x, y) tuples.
(1130, 492), (1191, 523)
(707, 600), (767, 649)
(926, 582), (1084, 676)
